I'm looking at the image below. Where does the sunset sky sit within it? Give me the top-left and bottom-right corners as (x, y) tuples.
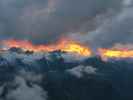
(0, 0), (132, 47)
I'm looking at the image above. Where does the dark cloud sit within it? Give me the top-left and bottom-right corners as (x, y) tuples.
(70, 0), (133, 48)
(0, 0), (123, 44)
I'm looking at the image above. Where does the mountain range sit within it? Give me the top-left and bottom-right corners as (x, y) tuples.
(0, 47), (133, 100)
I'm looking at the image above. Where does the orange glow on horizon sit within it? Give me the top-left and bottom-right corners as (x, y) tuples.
(2, 39), (92, 57)
(98, 48), (133, 60)
(2, 39), (133, 60)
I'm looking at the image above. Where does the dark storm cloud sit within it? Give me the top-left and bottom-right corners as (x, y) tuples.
(70, 0), (133, 48)
(90, 8), (133, 47)
(0, 0), (122, 43)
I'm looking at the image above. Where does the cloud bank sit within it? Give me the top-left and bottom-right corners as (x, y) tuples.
(0, 71), (48, 100)
(70, 0), (133, 48)
(0, 0), (123, 44)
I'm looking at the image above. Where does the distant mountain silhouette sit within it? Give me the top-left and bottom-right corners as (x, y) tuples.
(0, 50), (132, 100)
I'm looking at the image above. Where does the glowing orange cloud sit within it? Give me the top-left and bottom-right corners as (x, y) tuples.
(2, 39), (133, 60)
(2, 39), (92, 57)
(98, 48), (133, 61)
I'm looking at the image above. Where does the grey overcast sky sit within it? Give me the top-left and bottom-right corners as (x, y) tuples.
(0, 0), (133, 47)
